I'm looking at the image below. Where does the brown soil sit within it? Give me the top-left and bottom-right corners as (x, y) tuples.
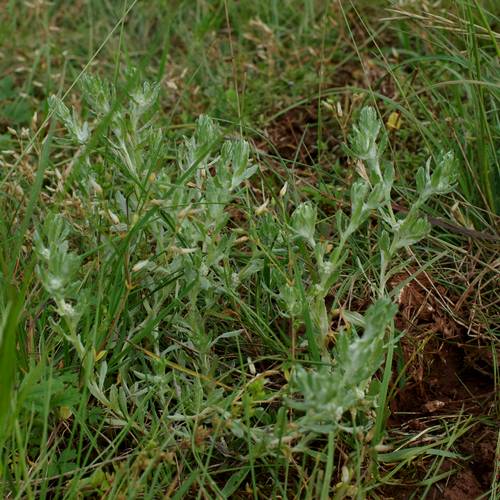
(385, 270), (498, 498)
(262, 104), (335, 166)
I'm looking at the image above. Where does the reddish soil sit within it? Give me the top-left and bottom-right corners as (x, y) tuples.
(386, 270), (498, 498)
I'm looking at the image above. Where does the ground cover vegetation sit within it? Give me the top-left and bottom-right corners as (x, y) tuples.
(0, 0), (498, 498)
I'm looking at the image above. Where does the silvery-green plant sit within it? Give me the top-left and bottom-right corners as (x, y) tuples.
(289, 299), (397, 433)
(34, 214), (85, 350)
(287, 106), (456, 433)
(46, 77), (457, 452)
(48, 96), (90, 146)
(345, 108), (457, 293)
(47, 74), (259, 416)
(33, 214), (118, 411)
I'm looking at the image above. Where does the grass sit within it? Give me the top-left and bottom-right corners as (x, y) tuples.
(0, 0), (499, 498)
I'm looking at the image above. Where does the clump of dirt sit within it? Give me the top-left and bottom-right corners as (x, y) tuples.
(438, 468), (484, 500)
(424, 426), (497, 500)
(388, 270), (495, 420)
(386, 270), (497, 497)
(441, 428), (498, 499)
